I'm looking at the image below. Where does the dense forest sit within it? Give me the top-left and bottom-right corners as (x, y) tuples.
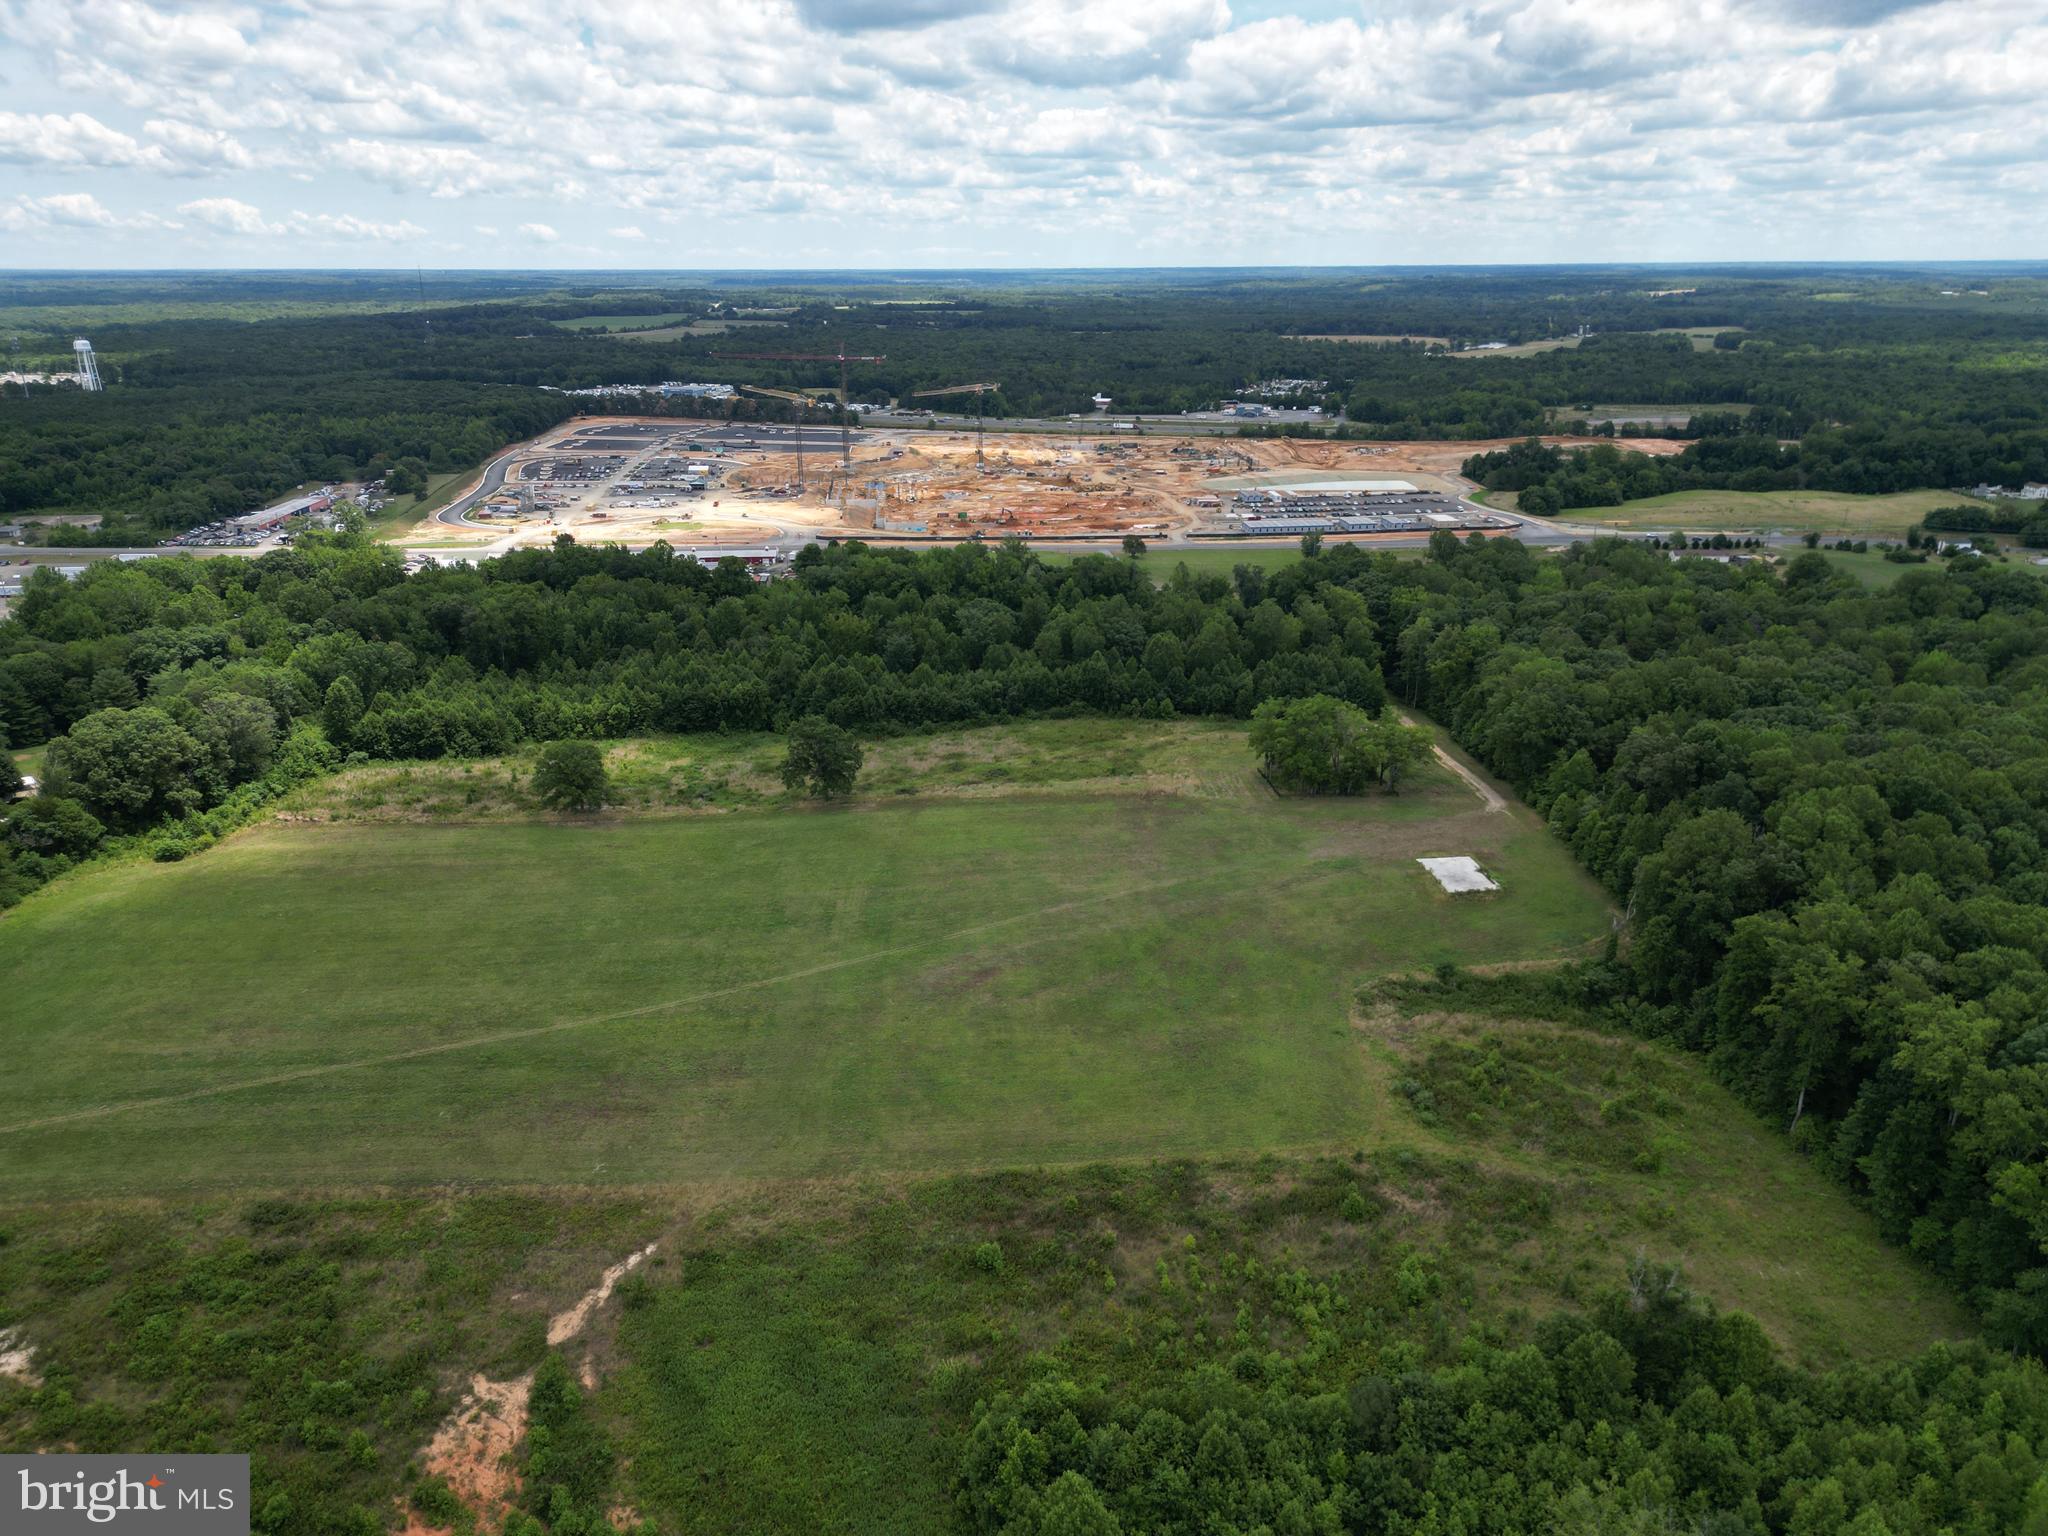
(964, 1277), (2047, 1536)
(3, 530), (2047, 1361)
(4, 266), (2046, 538)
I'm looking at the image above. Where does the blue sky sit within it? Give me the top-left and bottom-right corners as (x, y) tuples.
(1, 0), (2042, 269)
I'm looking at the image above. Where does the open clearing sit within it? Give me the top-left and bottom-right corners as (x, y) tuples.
(551, 312), (697, 332)
(1545, 402), (1752, 428)
(1452, 336), (1586, 357)
(0, 720), (1614, 1197)
(0, 719), (1975, 1534)
(1559, 487), (1986, 534)
(1287, 332), (1449, 346)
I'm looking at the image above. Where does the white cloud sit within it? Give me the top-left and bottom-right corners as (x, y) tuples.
(178, 194), (271, 233)
(178, 196), (423, 242)
(0, 109), (168, 168)
(286, 210), (425, 242)
(1, 189), (178, 231)
(0, 0), (2041, 261)
(145, 117), (255, 170)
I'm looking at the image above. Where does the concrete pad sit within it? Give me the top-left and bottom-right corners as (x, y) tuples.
(1418, 856), (1499, 893)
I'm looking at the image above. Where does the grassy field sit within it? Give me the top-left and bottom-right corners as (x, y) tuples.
(1819, 549), (1927, 588)
(365, 468), (471, 535)
(1452, 336), (1585, 357)
(1661, 325), (1745, 350)
(1287, 332), (1449, 345)
(1560, 487), (1986, 534)
(0, 717), (1979, 1534)
(0, 720), (1611, 1197)
(1047, 546), (1306, 581)
(1454, 327), (1738, 361)
(1545, 402), (1751, 427)
(552, 312), (697, 332)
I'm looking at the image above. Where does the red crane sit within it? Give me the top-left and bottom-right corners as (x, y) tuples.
(715, 350), (886, 472)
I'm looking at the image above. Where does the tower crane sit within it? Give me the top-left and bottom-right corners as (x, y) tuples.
(737, 384), (819, 493)
(715, 350), (885, 473)
(910, 381), (1000, 470)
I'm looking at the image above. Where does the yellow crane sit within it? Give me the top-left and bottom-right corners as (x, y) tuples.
(738, 384), (819, 493)
(911, 381), (1001, 470)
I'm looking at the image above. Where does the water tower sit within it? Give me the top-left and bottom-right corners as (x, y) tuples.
(73, 338), (103, 392)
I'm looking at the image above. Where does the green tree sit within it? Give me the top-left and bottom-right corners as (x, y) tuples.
(1121, 535), (1147, 559)
(322, 675), (364, 749)
(532, 740), (608, 811)
(1035, 1473), (1122, 1536)
(1250, 696), (1429, 794)
(44, 707), (207, 829)
(4, 795), (103, 858)
(782, 716), (863, 798)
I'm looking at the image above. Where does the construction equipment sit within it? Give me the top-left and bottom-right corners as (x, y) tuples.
(738, 384), (818, 492)
(716, 350), (885, 472)
(911, 381), (1000, 469)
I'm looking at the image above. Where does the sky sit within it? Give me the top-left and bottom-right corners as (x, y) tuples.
(0, 0), (2043, 269)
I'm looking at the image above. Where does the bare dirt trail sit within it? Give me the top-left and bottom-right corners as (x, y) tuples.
(398, 1241), (660, 1536)
(1398, 713), (1506, 812)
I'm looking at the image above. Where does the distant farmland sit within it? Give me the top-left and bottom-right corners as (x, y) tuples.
(1288, 332), (1450, 345)
(1558, 486), (1990, 534)
(1545, 402), (1754, 428)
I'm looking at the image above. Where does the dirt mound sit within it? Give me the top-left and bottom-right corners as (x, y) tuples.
(0, 1326), (41, 1387)
(400, 1242), (659, 1534)
(400, 1373), (531, 1536)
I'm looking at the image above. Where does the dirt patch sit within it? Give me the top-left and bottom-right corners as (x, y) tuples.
(0, 1326), (42, 1387)
(400, 1241), (659, 1534)
(1399, 718), (1506, 813)
(399, 1373), (531, 1536)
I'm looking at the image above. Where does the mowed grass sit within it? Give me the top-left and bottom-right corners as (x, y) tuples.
(0, 722), (1611, 1197)
(1560, 487), (1986, 534)
(1047, 546), (1306, 582)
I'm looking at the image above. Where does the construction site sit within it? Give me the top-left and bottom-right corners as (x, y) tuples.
(400, 415), (1671, 553)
